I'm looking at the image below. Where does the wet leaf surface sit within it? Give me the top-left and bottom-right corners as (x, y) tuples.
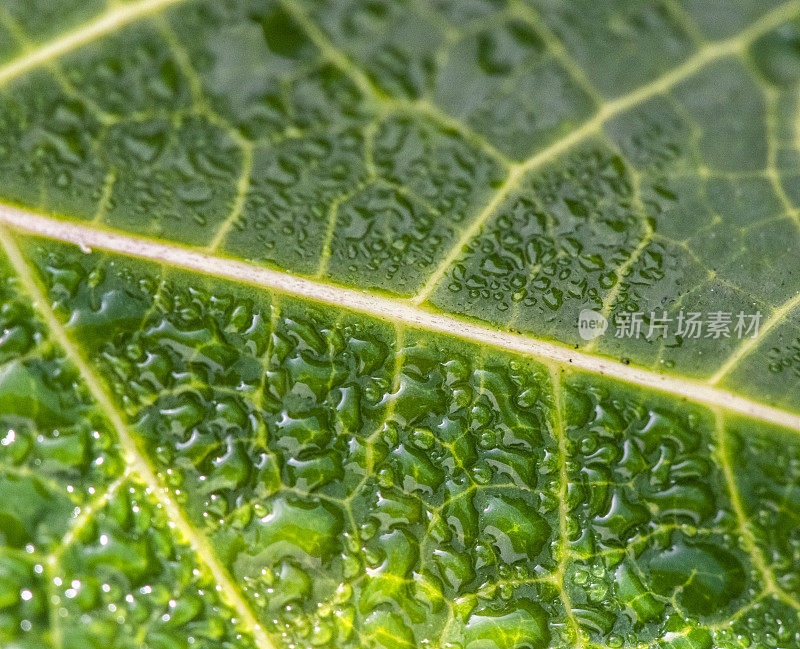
(0, 1), (799, 648)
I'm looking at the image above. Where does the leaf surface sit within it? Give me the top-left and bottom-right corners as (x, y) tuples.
(0, 1), (799, 648)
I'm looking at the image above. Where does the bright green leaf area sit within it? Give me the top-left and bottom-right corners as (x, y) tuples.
(0, 238), (797, 649)
(0, 1), (799, 649)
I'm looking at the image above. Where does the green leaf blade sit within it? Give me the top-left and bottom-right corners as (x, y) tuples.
(0, 1), (799, 647)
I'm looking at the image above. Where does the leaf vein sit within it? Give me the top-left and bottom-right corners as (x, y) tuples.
(2, 207), (800, 433)
(0, 0), (193, 87)
(413, 0), (800, 304)
(0, 225), (276, 649)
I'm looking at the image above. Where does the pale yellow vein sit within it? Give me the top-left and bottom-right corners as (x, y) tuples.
(413, 0), (800, 304)
(0, 0), (192, 86)
(3, 208), (800, 434)
(0, 225), (275, 649)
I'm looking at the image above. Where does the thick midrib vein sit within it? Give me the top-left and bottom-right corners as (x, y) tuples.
(3, 207), (800, 435)
(0, 0), (793, 386)
(413, 0), (800, 303)
(0, 226), (275, 649)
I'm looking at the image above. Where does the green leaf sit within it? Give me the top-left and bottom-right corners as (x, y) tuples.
(0, 1), (798, 648)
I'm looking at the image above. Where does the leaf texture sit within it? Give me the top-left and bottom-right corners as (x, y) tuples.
(0, 1), (799, 648)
